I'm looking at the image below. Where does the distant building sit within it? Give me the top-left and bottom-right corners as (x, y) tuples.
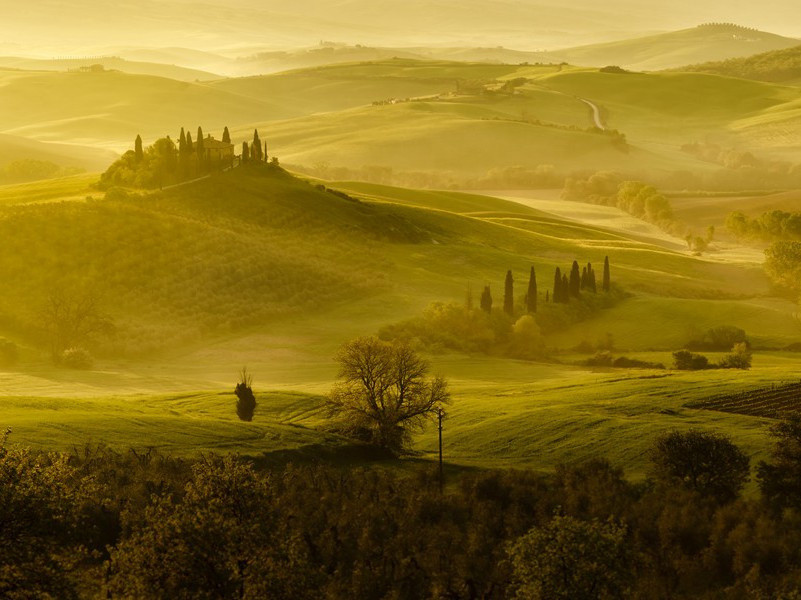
(201, 135), (234, 162)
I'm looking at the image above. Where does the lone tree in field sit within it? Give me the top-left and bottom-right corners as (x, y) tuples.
(234, 367), (256, 422)
(526, 266), (537, 314)
(41, 289), (114, 362)
(222, 126), (231, 144)
(504, 270), (514, 316)
(603, 256), (611, 292)
(650, 429), (749, 502)
(480, 285), (493, 313)
(134, 135), (144, 162)
(326, 337), (450, 455)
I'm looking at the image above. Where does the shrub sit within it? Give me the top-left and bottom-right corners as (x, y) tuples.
(719, 343), (753, 370)
(673, 350), (710, 370)
(60, 347), (93, 369)
(235, 367), (256, 422)
(687, 326), (748, 351)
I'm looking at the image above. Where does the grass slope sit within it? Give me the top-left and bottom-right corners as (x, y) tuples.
(551, 24), (801, 71)
(0, 56), (221, 82)
(680, 44), (801, 85)
(0, 133), (116, 171)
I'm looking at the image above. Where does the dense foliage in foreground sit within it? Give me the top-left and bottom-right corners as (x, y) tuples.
(4, 422), (801, 599)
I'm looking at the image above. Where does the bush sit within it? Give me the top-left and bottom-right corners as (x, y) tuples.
(673, 350), (709, 370)
(718, 343), (753, 370)
(60, 347), (93, 369)
(235, 367), (256, 422)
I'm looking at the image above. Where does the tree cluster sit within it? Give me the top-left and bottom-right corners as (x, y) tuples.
(551, 257), (606, 304)
(727, 209), (801, 243)
(7, 422), (801, 598)
(672, 342), (753, 370)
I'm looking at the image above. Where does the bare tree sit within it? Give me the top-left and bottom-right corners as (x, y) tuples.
(326, 337), (450, 455)
(40, 289), (114, 361)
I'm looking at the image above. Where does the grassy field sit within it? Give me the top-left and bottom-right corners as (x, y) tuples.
(0, 166), (799, 481)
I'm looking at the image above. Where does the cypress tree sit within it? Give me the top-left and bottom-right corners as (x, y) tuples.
(242, 141), (249, 162)
(581, 266), (588, 290)
(504, 270), (514, 316)
(553, 267), (562, 304)
(186, 131), (193, 152)
(480, 285), (492, 314)
(588, 262), (597, 293)
(562, 274), (570, 302)
(179, 128), (187, 155)
(569, 261), (581, 298)
(252, 129), (262, 161)
(603, 256), (611, 292)
(196, 126), (205, 161)
(134, 134), (144, 162)
(545, 290), (550, 303)
(222, 126), (231, 144)
(263, 140), (268, 162)
(526, 266), (537, 314)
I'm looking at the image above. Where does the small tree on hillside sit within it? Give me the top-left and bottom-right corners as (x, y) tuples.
(134, 135), (144, 162)
(480, 285), (493, 314)
(650, 429), (750, 502)
(603, 256), (611, 292)
(504, 270), (514, 316)
(526, 267), (537, 314)
(234, 367), (256, 422)
(326, 337), (450, 455)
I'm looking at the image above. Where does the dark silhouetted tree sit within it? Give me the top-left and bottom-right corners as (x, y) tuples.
(196, 126), (205, 165)
(603, 256), (611, 292)
(526, 267), (537, 314)
(553, 267), (562, 304)
(252, 129), (262, 161)
(581, 266), (588, 290)
(569, 261), (581, 298)
(325, 337), (449, 455)
(650, 429), (750, 502)
(134, 135), (143, 162)
(480, 285), (492, 313)
(222, 126), (231, 144)
(758, 417), (801, 512)
(242, 141), (249, 162)
(178, 127), (187, 156)
(588, 262), (597, 293)
(186, 131), (193, 153)
(504, 270), (514, 316)
(562, 274), (569, 302)
(235, 367), (256, 421)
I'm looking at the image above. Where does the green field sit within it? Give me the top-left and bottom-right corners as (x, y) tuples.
(1, 165), (799, 480)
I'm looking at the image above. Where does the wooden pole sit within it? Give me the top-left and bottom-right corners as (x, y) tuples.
(438, 407), (444, 493)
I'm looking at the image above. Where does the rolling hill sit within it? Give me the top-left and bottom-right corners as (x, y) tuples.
(0, 56), (222, 82)
(549, 24), (800, 71)
(0, 133), (116, 171)
(681, 44), (801, 84)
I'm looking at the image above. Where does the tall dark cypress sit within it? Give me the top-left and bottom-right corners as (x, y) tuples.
(186, 131), (193, 152)
(581, 266), (588, 290)
(569, 260), (581, 298)
(252, 129), (262, 161)
(588, 262), (597, 293)
(242, 141), (249, 162)
(196, 126), (205, 161)
(603, 256), (611, 292)
(480, 285), (493, 314)
(263, 140), (268, 162)
(134, 134), (143, 162)
(553, 267), (562, 304)
(222, 126), (231, 144)
(562, 274), (570, 302)
(526, 266), (537, 314)
(179, 128), (187, 155)
(504, 270), (514, 316)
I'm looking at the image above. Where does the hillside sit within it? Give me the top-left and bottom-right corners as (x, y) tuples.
(0, 166), (799, 473)
(0, 56), (221, 81)
(551, 24), (800, 71)
(681, 44), (801, 84)
(0, 132), (116, 172)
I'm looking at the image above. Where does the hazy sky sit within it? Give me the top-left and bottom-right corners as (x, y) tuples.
(1, 0), (799, 55)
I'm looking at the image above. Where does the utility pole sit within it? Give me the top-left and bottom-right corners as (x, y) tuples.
(438, 407), (445, 493)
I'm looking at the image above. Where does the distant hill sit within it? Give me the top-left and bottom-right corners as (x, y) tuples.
(0, 56), (221, 81)
(680, 44), (801, 84)
(0, 133), (116, 171)
(550, 24), (800, 71)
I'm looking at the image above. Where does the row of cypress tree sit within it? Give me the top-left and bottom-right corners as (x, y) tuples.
(477, 257), (612, 316)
